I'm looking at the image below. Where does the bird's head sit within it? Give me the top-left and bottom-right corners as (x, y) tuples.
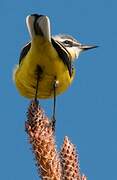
(53, 34), (98, 61)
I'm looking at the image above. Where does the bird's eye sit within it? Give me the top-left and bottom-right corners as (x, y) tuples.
(63, 40), (70, 44)
(63, 40), (73, 47)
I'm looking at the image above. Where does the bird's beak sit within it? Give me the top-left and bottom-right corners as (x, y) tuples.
(73, 41), (98, 51)
(79, 44), (98, 51)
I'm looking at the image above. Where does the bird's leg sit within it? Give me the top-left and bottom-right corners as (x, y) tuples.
(51, 77), (59, 131)
(34, 68), (40, 106)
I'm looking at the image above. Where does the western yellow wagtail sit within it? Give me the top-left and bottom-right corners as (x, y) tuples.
(14, 14), (98, 126)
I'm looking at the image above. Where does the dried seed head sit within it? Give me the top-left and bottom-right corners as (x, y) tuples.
(60, 136), (81, 180)
(25, 100), (87, 180)
(26, 100), (62, 179)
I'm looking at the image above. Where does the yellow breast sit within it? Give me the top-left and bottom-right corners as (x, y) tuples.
(14, 36), (75, 99)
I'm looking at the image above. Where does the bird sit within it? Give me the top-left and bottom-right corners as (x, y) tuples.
(13, 14), (98, 125)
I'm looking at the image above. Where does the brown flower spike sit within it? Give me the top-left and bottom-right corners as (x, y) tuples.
(60, 136), (81, 179)
(61, 136), (87, 180)
(25, 100), (87, 180)
(25, 100), (62, 179)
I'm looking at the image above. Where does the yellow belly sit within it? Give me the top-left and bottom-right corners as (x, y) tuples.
(14, 36), (75, 99)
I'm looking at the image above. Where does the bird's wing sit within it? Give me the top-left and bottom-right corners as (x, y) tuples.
(51, 38), (73, 77)
(19, 42), (31, 64)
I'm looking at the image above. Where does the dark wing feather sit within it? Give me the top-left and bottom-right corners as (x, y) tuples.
(51, 38), (72, 77)
(19, 42), (31, 64)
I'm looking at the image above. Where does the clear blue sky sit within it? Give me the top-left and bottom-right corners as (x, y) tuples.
(0, 0), (117, 179)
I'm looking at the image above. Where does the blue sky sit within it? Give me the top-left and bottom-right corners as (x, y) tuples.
(0, 0), (117, 179)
